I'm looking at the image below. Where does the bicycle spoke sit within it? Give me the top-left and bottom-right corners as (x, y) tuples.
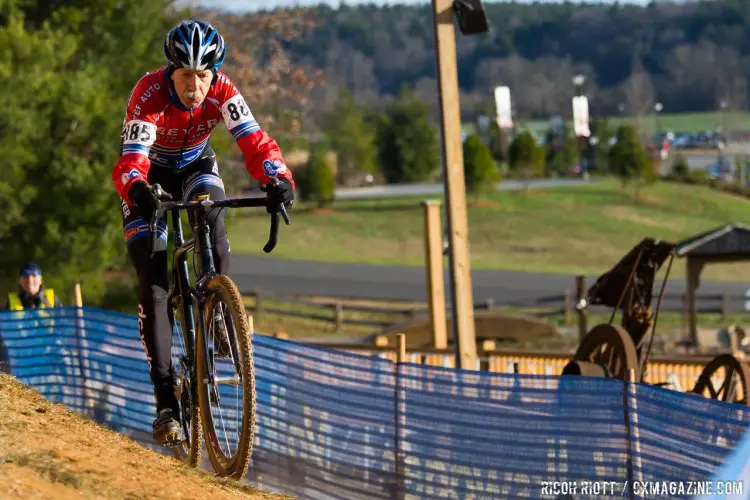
(205, 301), (245, 460)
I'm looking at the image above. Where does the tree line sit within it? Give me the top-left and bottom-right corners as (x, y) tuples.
(239, 0), (750, 125)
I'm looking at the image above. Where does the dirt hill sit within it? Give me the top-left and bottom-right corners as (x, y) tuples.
(0, 374), (292, 500)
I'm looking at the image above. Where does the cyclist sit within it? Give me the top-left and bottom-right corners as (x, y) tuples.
(111, 20), (295, 446)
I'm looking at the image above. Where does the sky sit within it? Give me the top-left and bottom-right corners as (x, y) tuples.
(189, 0), (652, 14)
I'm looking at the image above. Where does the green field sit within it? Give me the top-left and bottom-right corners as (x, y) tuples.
(468, 111), (750, 135)
(226, 177), (750, 282)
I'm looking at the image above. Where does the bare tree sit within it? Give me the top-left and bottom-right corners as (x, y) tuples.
(622, 57), (655, 135)
(473, 54), (597, 119)
(203, 9), (324, 133)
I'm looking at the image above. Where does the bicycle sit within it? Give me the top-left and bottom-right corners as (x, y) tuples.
(145, 181), (290, 479)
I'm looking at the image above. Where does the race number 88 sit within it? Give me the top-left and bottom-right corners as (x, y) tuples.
(227, 102), (250, 121)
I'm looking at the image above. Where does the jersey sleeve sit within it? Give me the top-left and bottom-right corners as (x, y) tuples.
(112, 74), (161, 204)
(215, 73), (295, 190)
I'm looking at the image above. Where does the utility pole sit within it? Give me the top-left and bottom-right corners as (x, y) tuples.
(430, 0), (489, 370)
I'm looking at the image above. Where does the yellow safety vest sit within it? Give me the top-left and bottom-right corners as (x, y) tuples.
(7, 289), (56, 311)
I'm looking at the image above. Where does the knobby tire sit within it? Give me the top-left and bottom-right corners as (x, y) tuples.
(197, 274), (256, 479)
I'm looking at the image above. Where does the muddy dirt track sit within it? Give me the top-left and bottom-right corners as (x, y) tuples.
(0, 374), (292, 500)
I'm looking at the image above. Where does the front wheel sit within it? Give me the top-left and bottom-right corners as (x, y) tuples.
(197, 274), (256, 479)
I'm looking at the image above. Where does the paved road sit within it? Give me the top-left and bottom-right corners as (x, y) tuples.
(230, 254), (750, 312)
(333, 178), (591, 200)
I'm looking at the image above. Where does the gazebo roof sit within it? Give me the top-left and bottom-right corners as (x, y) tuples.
(674, 223), (750, 259)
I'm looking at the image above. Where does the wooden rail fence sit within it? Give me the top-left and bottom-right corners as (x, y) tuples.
(242, 287), (750, 333)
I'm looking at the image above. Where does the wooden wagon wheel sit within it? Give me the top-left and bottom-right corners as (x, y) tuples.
(563, 324), (640, 381)
(691, 354), (750, 406)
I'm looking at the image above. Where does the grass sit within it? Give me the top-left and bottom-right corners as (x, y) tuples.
(227, 177), (750, 282)
(606, 111), (750, 133)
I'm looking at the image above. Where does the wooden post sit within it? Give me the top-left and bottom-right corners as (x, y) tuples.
(72, 282), (93, 416)
(334, 302), (344, 333)
(575, 275), (588, 341)
(73, 282), (83, 307)
(394, 332), (406, 499)
(721, 293), (728, 322)
(686, 261), (699, 347)
(681, 293), (688, 333)
(431, 0), (477, 370)
(396, 333), (406, 363)
(563, 290), (572, 325)
(423, 200), (448, 349)
(479, 339), (495, 372)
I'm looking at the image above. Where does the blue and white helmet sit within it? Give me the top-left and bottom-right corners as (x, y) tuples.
(164, 20), (226, 72)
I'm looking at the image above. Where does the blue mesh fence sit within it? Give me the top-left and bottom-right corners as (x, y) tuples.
(1, 306), (749, 499)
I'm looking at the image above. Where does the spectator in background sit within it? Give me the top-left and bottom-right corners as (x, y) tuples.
(3, 262), (62, 310)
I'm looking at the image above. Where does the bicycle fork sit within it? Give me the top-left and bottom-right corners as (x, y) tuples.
(171, 210), (199, 411)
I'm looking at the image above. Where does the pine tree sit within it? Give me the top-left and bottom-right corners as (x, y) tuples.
(323, 89), (377, 183)
(608, 124), (653, 202)
(300, 146), (336, 208)
(375, 86), (440, 184)
(463, 134), (500, 198)
(0, 1), (179, 303)
(508, 131), (545, 179)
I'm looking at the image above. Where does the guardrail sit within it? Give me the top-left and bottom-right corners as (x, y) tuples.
(2, 307), (749, 499)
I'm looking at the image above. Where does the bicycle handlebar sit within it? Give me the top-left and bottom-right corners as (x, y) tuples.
(147, 183), (291, 258)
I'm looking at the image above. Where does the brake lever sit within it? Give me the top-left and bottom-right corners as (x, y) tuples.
(263, 212), (280, 254)
(280, 202), (290, 225)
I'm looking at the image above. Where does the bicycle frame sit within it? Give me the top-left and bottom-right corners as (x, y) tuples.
(153, 193), (289, 409)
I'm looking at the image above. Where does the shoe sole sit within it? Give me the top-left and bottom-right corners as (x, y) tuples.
(155, 427), (182, 448)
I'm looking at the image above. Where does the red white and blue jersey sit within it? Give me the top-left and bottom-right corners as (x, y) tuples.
(112, 66), (294, 205)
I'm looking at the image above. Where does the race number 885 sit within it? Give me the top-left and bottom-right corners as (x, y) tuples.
(122, 121), (154, 144)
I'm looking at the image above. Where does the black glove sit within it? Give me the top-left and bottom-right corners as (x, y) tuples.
(264, 178), (294, 214)
(128, 181), (161, 218)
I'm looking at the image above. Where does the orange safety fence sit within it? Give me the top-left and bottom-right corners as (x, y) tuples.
(329, 346), (720, 394)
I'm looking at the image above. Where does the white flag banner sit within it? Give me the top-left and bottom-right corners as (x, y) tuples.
(494, 86), (513, 129)
(572, 95), (591, 137)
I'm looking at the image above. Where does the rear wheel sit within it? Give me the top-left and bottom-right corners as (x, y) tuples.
(168, 292), (202, 467)
(196, 274), (256, 479)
